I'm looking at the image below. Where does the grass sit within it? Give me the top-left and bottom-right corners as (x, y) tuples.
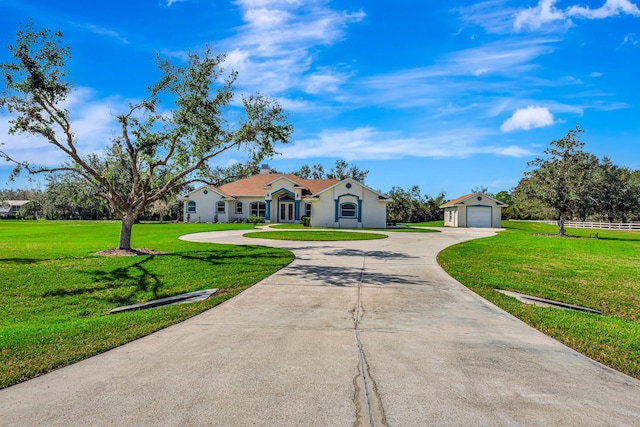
(0, 220), (294, 389)
(243, 230), (388, 241)
(269, 224), (439, 232)
(402, 220), (445, 227)
(437, 220), (640, 379)
(378, 227), (440, 233)
(269, 224), (307, 229)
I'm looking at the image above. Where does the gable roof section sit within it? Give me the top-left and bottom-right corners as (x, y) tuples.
(219, 174), (339, 197)
(440, 192), (506, 208)
(179, 185), (233, 201)
(306, 178), (392, 202)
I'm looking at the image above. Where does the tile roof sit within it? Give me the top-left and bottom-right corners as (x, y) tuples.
(217, 174), (340, 197)
(440, 192), (506, 208)
(440, 193), (476, 208)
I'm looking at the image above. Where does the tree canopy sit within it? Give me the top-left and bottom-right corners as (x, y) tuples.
(293, 160), (369, 183)
(0, 23), (293, 250)
(520, 126), (640, 232)
(524, 126), (598, 235)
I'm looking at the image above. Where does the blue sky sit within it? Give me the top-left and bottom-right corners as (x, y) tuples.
(1, 0), (639, 198)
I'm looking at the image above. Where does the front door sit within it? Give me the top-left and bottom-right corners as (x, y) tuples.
(279, 202), (295, 222)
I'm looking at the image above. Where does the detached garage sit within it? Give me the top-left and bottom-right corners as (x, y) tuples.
(440, 192), (507, 228)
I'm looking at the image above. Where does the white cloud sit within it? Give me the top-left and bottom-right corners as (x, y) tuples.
(220, 1), (365, 95)
(349, 38), (557, 111)
(453, 1), (521, 35)
(568, 0), (640, 19)
(166, 0), (187, 6)
(243, 8), (293, 28)
(75, 23), (129, 44)
(500, 106), (555, 132)
(279, 127), (535, 161)
(514, 0), (567, 31)
(514, 0), (640, 32)
(622, 33), (639, 45)
(0, 88), (128, 168)
(304, 68), (352, 94)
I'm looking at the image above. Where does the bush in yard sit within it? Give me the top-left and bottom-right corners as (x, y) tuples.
(301, 216), (311, 227)
(247, 215), (264, 225)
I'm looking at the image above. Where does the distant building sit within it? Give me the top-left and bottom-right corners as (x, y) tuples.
(0, 200), (30, 218)
(440, 193), (506, 228)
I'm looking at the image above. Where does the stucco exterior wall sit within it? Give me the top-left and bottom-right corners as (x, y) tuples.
(264, 177), (301, 223)
(492, 206), (502, 227)
(231, 197), (266, 222)
(307, 180), (388, 228)
(360, 190), (387, 228)
(442, 198), (503, 228)
(443, 207), (458, 227)
(457, 207), (467, 227)
(183, 187), (223, 223)
(183, 178), (390, 227)
(184, 193), (271, 223)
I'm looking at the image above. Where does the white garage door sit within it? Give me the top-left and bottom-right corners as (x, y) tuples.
(467, 206), (492, 227)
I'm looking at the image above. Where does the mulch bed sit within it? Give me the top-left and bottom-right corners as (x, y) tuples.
(93, 248), (166, 257)
(532, 234), (589, 238)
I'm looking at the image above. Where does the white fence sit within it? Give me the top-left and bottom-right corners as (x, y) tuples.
(511, 220), (640, 231)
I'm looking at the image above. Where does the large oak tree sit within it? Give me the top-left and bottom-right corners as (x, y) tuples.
(0, 24), (293, 250)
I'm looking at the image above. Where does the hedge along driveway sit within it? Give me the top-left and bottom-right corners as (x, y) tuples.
(0, 221), (294, 389)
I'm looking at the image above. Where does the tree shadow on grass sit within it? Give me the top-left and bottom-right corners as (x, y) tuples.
(41, 254), (163, 305)
(44, 246), (293, 306)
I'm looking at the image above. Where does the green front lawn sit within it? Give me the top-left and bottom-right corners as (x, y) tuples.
(403, 220), (444, 227)
(269, 224), (439, 232)
(243, 230), (388, 241)
(0, 221), (293, 389)
(437, 220), (640, 379)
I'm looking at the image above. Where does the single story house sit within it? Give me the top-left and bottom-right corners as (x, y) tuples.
(180, 166), (392, 228)
(440, 193), (506, 228)
(0, 200), (30, 218)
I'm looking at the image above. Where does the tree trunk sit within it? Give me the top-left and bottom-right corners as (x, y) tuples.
(558, 213), (566, 236)
(119, 214), (136, 250)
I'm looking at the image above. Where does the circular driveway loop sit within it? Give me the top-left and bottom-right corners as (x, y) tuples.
(1, 228), (639, 426)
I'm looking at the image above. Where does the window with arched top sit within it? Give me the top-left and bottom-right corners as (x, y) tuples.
(340, 202), (357, 218)
(186, 201), (196, 213)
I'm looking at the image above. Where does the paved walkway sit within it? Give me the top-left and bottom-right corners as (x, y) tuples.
(1, 228), (639, 426)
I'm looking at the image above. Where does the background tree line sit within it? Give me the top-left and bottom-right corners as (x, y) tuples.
(0, 158), (371, 221)
(506, 127), (640, 233)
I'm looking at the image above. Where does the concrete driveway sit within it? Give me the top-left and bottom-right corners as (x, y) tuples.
(1, 227), (639, 426)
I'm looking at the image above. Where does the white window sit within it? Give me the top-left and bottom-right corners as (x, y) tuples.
(186, 201), (196, 213)
(251, 201), (266, 217)
(340, 202), (357, 218)
(448, 210), (453, 221)
(216, 201), (226, 214)
(305, 203), (311, 217)
(236, 202), (243, 214)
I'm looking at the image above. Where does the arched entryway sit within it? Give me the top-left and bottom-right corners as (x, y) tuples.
(278, 193), (295, 223)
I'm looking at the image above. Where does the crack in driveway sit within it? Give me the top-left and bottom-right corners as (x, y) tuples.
(352, 254), (387, 427)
